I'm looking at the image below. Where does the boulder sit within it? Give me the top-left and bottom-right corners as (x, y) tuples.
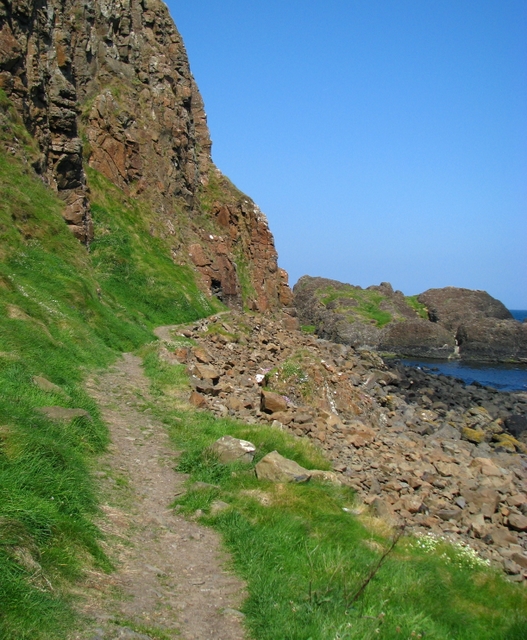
(461, 487), (500, 517)
(255, 451), (311, 483)
(505, 415), (527, 441)
(189, 391), (207, 408)
(260, 390), (288, 414)
(508, 513), (527, 532)
(32, 376), (66, 395)
(193, 364), (221, 381)
(209, 435), (256, 464)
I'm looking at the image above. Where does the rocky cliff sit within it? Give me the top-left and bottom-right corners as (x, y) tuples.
(0, 0), (291, 311)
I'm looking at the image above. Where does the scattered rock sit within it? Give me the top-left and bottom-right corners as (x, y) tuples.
(193, 364), (221, 382)
(210, 500), (231, 515)
(189, 391), (207, 408)
(171, 311), (527, 580)
(209, 435), (256, 464)
(255, 451), (311, 483)
(32, 376), (66, 395)
(189, 481), (220, 492)
(260, 390), (288, 414)
(508, 513), (527, 532)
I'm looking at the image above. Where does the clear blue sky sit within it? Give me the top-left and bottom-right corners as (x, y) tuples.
(166, 0), (527, 309)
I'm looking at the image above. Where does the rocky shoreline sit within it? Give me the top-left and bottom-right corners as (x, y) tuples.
(160, 311), (527, 582)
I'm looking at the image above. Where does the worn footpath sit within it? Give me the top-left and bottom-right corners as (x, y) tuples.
(70, 352), (246, 640)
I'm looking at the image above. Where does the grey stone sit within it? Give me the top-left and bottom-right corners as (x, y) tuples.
(209, 435), (256, 464)
(255, 451), (310, 483)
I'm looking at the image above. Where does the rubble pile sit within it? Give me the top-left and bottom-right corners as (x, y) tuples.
(161, 311), (527, 581)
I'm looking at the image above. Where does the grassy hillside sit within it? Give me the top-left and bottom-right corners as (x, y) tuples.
(0, 94), (220, 638)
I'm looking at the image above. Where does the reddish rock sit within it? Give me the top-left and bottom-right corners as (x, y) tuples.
(193, 364), (221, 381)
(193, 347), (212, 364)
(0, 0), (292, 306)
(260, 390), (288, 414)
(461, 488), (500, 518)
(189, 244), (211, 268)
(189, 392), (207, 408)
(508, 513), (527, 532)
(174, 348), (190, 362)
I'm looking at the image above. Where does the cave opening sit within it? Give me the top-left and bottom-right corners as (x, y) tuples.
(211, 278), (224, 302)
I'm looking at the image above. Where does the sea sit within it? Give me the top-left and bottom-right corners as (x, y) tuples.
(396, 310), (527, 393)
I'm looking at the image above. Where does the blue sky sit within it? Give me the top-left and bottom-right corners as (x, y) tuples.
(166, 0), (527, 308)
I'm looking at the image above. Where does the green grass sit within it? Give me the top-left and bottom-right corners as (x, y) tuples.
(0, 125), (217, 637)
(405, 295), (429, 320)
(319, 286), (393, 328)
(142, 344), (527, 640)
(88, 167), (221, 326)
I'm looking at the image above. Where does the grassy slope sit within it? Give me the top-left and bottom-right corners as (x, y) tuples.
(0, 97), (219, 638)
(143, 345), (527, 640)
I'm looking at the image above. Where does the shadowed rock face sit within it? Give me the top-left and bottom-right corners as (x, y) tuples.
(294, 277), (526, 363)
(379, 321), (455, 359)
(456, 318), (527, 363)
(0, 0), (291, 311)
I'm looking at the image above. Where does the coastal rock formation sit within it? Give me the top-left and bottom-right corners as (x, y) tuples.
(379, 320), (456, 358)
(456, 318), (527, 363)
(418, 287), (526, 363)
(294, 276), (526, 363)
(0, 0), (290, 310)
(293, 276), (456, 358)
(417, 287), (513, 331)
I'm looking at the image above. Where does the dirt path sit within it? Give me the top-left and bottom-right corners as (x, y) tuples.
(71, 351), (246, 640)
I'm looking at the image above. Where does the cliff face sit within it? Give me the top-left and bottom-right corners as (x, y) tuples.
(0, 0), (291, 310)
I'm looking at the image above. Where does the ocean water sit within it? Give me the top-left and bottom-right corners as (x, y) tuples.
(398, 309), (527, 392)
(399, 358), (527, 392)
(511, 310), (527, 322)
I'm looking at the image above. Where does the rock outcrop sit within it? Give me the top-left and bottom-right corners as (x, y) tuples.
(293, 276), (456, 358)
(418, 287), (513, 331)
(0, 0), (291, 311)
(418, 287), (526, 363)
(294, 276), (527, 363)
